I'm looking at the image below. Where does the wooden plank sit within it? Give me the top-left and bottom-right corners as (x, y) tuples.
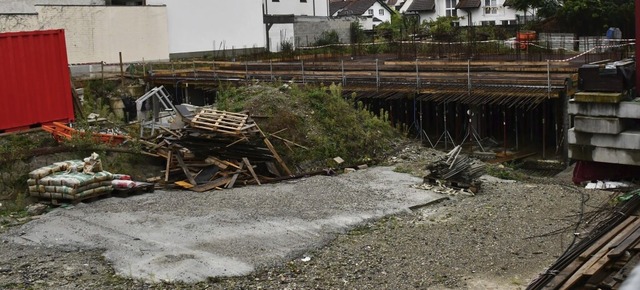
(266, 162), (281, 177)
(608, 223), (640, 258)
(263, 137), (292, 176)
(225, 162), (245, 189)
(559, 217), (640, 289)
(164, 151), (172, 182)
(544, 216), (638, 289)
(189, 176), (231, 192)
(205, 156), (229, 170)
(174, 150), (197, 186)
(194, 166), (220, 184)
(242, 157), (261, 185)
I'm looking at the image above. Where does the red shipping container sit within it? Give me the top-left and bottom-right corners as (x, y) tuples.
(0, 29), (74, 132)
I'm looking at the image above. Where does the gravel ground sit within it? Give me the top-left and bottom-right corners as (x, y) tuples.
(0, 143), (618, 289)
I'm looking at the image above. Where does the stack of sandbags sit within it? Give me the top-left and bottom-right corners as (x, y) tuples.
(28, 155), (114, 202)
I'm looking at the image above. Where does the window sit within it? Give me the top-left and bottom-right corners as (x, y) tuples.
(272, 0), (279, 2)
(445, 0), (457, 17)
(484, 0), (498, 15)
(367, 9), (373, 15)
(379, 9), (384, 15)
(300, 0), (307, 2)
(481, 20), (496, 26)
(503, 20), (517, 26)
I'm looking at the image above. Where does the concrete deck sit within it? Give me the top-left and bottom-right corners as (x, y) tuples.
(573, 116), (629, 134)
(572, 91), (625, 103)
(569, 145), (640, 166)
(568, 99), (640, 118)
(568, 129), (640, 150)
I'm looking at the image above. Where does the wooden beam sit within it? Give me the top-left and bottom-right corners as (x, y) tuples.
(242, 157), (261, 185)
(174, 150), (197, 186)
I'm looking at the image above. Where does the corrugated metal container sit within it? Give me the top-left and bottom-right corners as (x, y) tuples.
(0, 29), (74, 132)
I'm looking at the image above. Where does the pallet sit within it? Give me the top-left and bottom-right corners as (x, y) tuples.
(424, 177), (481, 194)
(191, 109), (260, 136)
(36, 191), (112, 206)
(112, 182), (155, 198)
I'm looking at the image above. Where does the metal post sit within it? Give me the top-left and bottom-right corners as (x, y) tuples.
(375, 59), (380, 89)
(547, 59), (551, 98)
(503, 110), (507, 155)
(301, 60), (305, 84)
(119, 52), (124, 86)
(415, 58), (420, 90)
(341, 60), (345, 86)
(542, 105), (546, 159)
(270, 60), (273, 81)
(468, 59), (472, 94)
(515, 109), (519, 151)
(245, 61), (248, 80)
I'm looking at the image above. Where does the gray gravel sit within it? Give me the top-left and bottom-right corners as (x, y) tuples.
(0, 144), (617, 289)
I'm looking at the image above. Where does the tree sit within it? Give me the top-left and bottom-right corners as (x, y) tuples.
(556, 0), (635, 37)
(426, 16), (461, 42)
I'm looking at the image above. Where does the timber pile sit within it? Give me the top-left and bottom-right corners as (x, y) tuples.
(141, 109), (292, 192)
(424, 145), (485, 193)
(538, 215), (640, 289)
(528, 194), (640, 290)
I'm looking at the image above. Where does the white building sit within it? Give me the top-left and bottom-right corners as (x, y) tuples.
(0, 1), (169, 64)
(398, 0), (521, 26)
(264, 0), (331, 51)
(330, 0), (394, 30)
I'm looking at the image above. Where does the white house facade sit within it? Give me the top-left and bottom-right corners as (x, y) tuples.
(330, 0), (394, 30)
(455, 0), (519, 26)
(265, 0), (331, 51)
(398, 0), (521, 26)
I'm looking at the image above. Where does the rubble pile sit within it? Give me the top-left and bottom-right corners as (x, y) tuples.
(423, 145), (486, 194)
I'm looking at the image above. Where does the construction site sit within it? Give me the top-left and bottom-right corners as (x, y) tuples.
(1, 1), (640, 289)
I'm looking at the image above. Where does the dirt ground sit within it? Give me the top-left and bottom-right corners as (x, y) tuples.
(0, 142), (618, 289)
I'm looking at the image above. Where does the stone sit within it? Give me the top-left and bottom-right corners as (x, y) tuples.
(26, 203), (48, 216)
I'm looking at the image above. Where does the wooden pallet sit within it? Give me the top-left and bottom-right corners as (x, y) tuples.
(112, 182), (155, 197)
(36, 191), (112, 206)
(191, 109), (260, 136)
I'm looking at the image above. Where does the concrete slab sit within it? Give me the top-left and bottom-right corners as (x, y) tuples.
(3, 166), (442, 283)
(573, 91), (624, 103)
(573, 116), (628, 134)
(568, 129), (640, 150)
(568, 99), (640, 118)
(569, 145), (640, 166)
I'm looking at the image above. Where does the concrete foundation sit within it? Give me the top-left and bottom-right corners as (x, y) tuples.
(569, 145), (640, 166)
(573, 91), (625, 103)
(568, 129), (640, 150)
(568, 99), (640, 118)
(573, 116), (628, 134)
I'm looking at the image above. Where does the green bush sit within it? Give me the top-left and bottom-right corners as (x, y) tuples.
(215, 83), (400, 171)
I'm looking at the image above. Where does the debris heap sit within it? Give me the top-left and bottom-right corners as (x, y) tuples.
(423, 145), (485, 193)
(141, 108), (292, 191)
